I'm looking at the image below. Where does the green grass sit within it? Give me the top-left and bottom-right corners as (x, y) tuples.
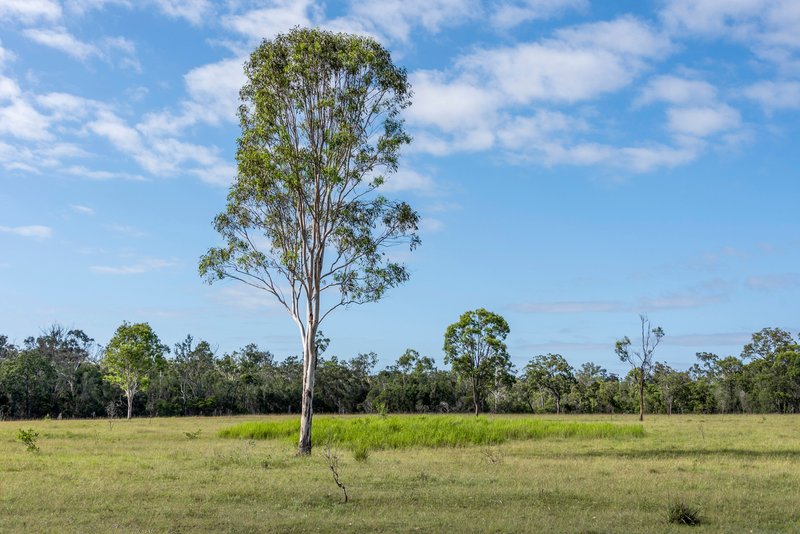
(219, 414), (645, 450)
(1, 414), (799, 532)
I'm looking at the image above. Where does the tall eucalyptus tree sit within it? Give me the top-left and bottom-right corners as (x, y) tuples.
(200, 28), (418, 454)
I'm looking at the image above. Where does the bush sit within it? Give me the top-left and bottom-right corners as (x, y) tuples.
(667, 500), (701, 525)
(184, 429), (202, 440)
(17, 428), (40, 453)
(353, 444), (370, 462)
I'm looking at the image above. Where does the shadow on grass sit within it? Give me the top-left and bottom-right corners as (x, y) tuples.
(578, 448), (800, 459)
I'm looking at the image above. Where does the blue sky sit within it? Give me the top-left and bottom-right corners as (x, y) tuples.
(1, 0), (799, 374)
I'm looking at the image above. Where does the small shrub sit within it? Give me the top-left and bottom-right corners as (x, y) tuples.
(17, 428), (40, 453)
(667, 500), (701, 525)
(482, 447), (501, 464)
(184, 429), (202, 440)
(324, 440), (348, 503)
(353, 444), (370, 462)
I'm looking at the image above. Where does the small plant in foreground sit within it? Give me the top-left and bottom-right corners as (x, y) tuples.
(17, 428), (40, 453)
(106, 401), (117, 431)
(184, 429), (202, 440)
(324, 440), (348, 503)
(353, 444), (370, 462)
(482, 447), (501, 464)
(667, 500), (701, 525)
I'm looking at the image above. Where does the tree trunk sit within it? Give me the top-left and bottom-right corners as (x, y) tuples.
(298, 330), (317, 455)
(638, 378), (644, 422)
(555, 395), (561, 414)
(472, 379), (480, 416)
(126, 389), (133, 419)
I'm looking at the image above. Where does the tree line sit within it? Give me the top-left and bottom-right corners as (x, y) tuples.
(1, 322), (798, 421)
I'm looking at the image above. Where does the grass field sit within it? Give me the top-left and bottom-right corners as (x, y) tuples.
(1, 414), (799, 533)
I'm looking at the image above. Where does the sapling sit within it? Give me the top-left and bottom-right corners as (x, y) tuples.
(324, 440), (348, 503)
(17, 428), (39, 453)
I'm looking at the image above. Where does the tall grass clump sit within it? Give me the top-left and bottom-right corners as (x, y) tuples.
(219, 415), (643, 451)
(667, 500), (701, 525)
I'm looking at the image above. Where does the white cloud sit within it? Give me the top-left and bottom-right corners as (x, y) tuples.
(106, 224), (145, 237)
(64, 165), (147, 181)
(0, 99), (52, 140)
(496, 110), (587, 151)
(23, 27), (100, 60)
(88, 110), (234, 185)
(406, 70), (498, 133)
(151, 0), (213, 25)
(745, 274), (800, 291)
(491, 0), (587, 29)
(189, 162), (236, 187)
(637, 75), (718, 107)
(666, 105), (741, 137)
(404, 16), (690, 171)
(419, 217), (444, 232)
(130, 6), (692, 180)
(661, 0), (800, 70)
(181, 58), (244, 125)
(36, 92), (103, 122)
(87, 110), (148, 162)
(743, 81), (800, 111)
(461, 16), (671, 105)
(70, 204), (94, 215)
(90, 258), (175, 275)
(0, 75), (21, 100)
(380, 168), (436, 193)
(0, 224), (53, 239)
(0, 0), (61, 22)
(513, 300), (626, 313)
(346, 0), (479, 43)
(615, 143), (699, 173)
(665, 332), (752, 347)
(60, 0), (212, 25)
(22, 27), (140, 69)
(212, 285), (285, 313)
(64, 0), (132, 15)
(222, 0), (315, 41)
(138, 57), (244, 136)
(639, 293), (723, 310)
(224, 0), (477, 44)
(513, 280), (729, 315)
(0, 41), (14, 68)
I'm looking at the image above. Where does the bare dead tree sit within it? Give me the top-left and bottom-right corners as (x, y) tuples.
(324, 441), (348, 503)
(615, 314), (665, 421)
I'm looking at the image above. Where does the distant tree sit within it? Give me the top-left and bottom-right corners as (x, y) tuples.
(34, 325), (96, 417)
(173, 336), (219, 415)
(652, 362), (691, 415)
(742, 327), (797, 360)
(574, 362), (607, 413)
(524, 353), (575, 414)
(615, 315), (664, 421)
(199, 28), (418, 454)
(102, 322), (168, 419)
(0, 349), (55, 418)
(0, 335), (17, 361)
(443, 309), (512, 416)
